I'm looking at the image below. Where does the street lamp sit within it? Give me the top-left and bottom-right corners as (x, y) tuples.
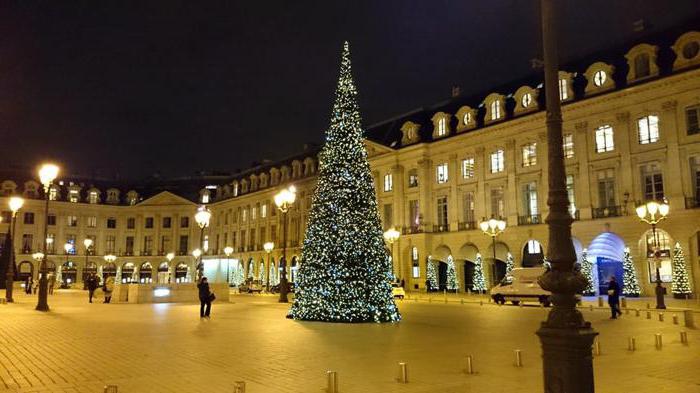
(5, 196), (24, 302)
(223, 246), (233, 287)
(479, 217), (506, 282)
(383, 228), (400, 281)
(36, 163), (59, 312)
(636, 199), (670, 309)
(82, 238), (93, 289)
(194, 205), (211, 281)
(263, 241), (274, 292)
(274, 185), (296, 303)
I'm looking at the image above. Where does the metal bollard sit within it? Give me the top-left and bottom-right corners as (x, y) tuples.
(655, 333), (663, 350)
(646, 303), (650, 309)
(480, 300), (483, 306)
(233, 381), (246, 393)
(635, 309), (640, 317)
(326, 371), (338, 393)
(464, 355), (474, 374)
(396, 362), (408, 383)
(684, 310), (695, 329)
(514, 350), (523, 367)
(594, 339), (601, 356)
(658, 313), (664, 322)
(680, 331), (688, 345)
(104, 386), (118, 393)
(628, 337), (636, 351)
(598, 297), (604, 307)
(673, 314), (679, 325)
(589, 304), (594, 312)
(461, 298), (464, 305)
(429, 297), (432, 303)
(621, 297), (627, 308)
(646, 311), (652, 319)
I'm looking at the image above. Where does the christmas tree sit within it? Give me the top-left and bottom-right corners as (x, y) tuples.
(258, 261), (265, 284)
(622, 247), (641, 297)
(426, 258), (438, 291)
(505, 252), (514, 276)
(579, 248), (595, 296)
(235, 261), (245, 285)
(287, 42), (400, 323)
(269, 261), (278, 286)
(446, 255), (458, 292)
(671, 242), (692, 297)
(472, 253), (487, 293)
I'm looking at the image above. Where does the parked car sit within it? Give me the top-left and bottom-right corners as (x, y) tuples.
(391, 283), (405, 299)
(490, 268), (551, 306)
(239, 279), (263, 294)
(270, 282), (295, 294)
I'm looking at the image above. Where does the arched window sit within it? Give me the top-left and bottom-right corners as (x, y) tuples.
(490, 100), (501, 120)
(522, 240), (544, 267)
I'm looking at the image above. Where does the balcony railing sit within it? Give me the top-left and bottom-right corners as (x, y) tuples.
(518, 214), (542, 225)
(592, 205), (623, 219)
(458, 221), (476, 231)
(685, 197), (700, 209)
(432, 224), (449, 233)
(401, 226), (423, 235)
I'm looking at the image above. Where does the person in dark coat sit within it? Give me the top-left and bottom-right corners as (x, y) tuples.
(197, 277), (212, 319)
(87, 274), (99, 303)
(25, 276), (33, 294)
(607, 276), (622, 319)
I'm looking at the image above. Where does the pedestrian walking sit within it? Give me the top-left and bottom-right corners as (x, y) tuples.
(607, 276), (622, 319)
(87, 274), (98, 303)
(32, 277), (39, 294)
(198, 277), (214, 319)
(25, 276), (33, 294)
(48, 273), (55, 295)
(103, 276), (115, 303)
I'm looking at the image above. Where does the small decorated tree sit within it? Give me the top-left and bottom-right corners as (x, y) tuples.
(446, 256), (458, 292)
(236, 261), (245, 285)
(472, 253), (487, 293)
(505, 252), (515, 276)
(622, 247), (641, 297)
(426, 258), (438, 291)
(671, 242), (692, 298)
(579, 249), (595, 296)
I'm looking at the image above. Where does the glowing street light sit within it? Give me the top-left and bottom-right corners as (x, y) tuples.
(479, 217), (507, 279)
(383, 228), (400, 280)
(274, 185), (296, 303)
(636, 199), (670, 309)
(263, 242), (274, 292)
(194, 206), (211, 281)
(223, 246), (234, 287)
(5, 196), (25, 302)
(36, 163), (59, 312)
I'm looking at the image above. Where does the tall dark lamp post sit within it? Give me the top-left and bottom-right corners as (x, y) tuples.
(383, 228), (400, 280)
(636, 199), (669, 309)
(194, 205), (211, 281)
(263, 242), (274, 292)
(223, 246), (233, 286)
(274, 185), (296, 303)
(5, 197), (25, 302)
(36, 163), (59, 312)
(536, 1), (597, 391)
(82, 238), (93, 289)
(479, 217), (506, 280)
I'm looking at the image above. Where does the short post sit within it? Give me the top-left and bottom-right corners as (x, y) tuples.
(646, 311), (652, 319)
(428, 297), (432, 303)
(464, 355), (474, 374)
(684, 310), (696, 329)
(655, 333), (663, 350)
(635, 309), (640, 317)
(646, 302), (650, 309)
(103, 386), (118, 393)
(519, 301), (523, 308)
(594, 339), (601, 356)
(597, 296), (603, 307)
(326, 371), (338, 393)
(460, 298), (464, 305)
(233, 381), (246, 393)
(396, 362), (408, 383)
(479, 300), (483, 306)
(628, 337), (636, 351)
(589, 304), (594, 312)
(673, 314), (679, 325)
(658, 312), (664, 322)
(514, 349), (523, 367)
(621, 297), (627, 308)
(680, 331), (688, 345)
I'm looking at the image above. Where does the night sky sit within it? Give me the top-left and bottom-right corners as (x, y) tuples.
(1, 1), (697, 179)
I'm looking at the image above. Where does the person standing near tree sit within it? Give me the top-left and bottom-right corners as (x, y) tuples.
(87, 274), (98, 303)
(607, 276), (622, 319)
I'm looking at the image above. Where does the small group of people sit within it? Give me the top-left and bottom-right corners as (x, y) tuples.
(23, 273), (56, 295)
(84, 273), (115, 303)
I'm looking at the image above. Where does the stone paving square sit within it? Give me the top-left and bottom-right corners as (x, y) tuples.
(0, 290), (699, 393)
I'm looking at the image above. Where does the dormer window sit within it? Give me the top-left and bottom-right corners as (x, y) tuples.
(233, 182), (239, 196)
(437, 118), (446, 136)
(584, 62), (615, 94)
(683, 41), (699, 59)
(88, 190), (99, 204)
(625, 43), (659, 82)
(106, 189), (119, 204)
(490, 100), (501, 120)
(634, 54), (650, 78)
(593, 70), (607, 87)
(201, 192), (210, 204)
(521, 93), (532, 108)
(69, 189), (79, 203)
(463, 112), (472, 126)
(558, 79), (568, 100)
(431, 113), (450, 138)
(49, 187), (58, 201)
(126, 191), (138, 205)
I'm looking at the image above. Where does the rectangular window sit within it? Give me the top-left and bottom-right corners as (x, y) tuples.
(638, 115), (660, 144)
(47, 214), (56, 226)
(145, 217), (154, 229)
(686, 105), (700, 135)
(23, 212), (35, 225)
(522, 143), (537, 167)
(597, 169), (616, 207)
(408, 200), (420, 229)
(490, 150), (505, 173)
(87, 216), (97, 228)
(523, 182), (538, 216)
(259, 227), (266, 245)
(411, 247), (420, 278)
(125, 236), (135, 255)
(461, 157), (475, 179)
(384, 173), (393, 192)
(49, 188), (58, 201)
(408, 171), (419, 188)
(249, 229), (256, 248)
(270, 225), (277, 244)
(383, 204), (393, 230)
(595, 125), (615, 153)
(46, 233), (55, 253)
(437, 117), (447, 136)
(0, 211), (10, 223)
(66, 235), (76, 254)
(261, 203), (267, 218)
(105, 235), (116, 254)
(436, 197), (448, 229)
(69, 190), (79, 203)
(127, 217), (135, 229)
(21, 234), (33, 253)
(162, 217), (172, 228)
(180, 216), (189, 228)
(67, 215), (78, 227)
(436, 163), (448, 184)
(252, 204), (258, 220)
(106, 218), (117, 229)
(143, 236), (153, 254)
(88, 191), (98, 204)
(490, 187), (505, 218)
(563, 133), (574, 158)
(242, 208), (248, 222)
(240, 231), (246, 250)
(232, 231), (238, 247)
(692, 157), (700, 200)
(161, 235), (171, 254)
(641, 164), (664, 201)
(558, 79), (568, 100)
(463, 191), (475, 224)
(566, 175), (576, 217)
(179, 236), (188, 254)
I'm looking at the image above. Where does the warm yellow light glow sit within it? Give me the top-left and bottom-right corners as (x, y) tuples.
(33, 252), (44, 261)
(166, 252), (175, 261)
(224, 246), (234, 256)
(104, 254), (117, 263)
(194, 205), (212, 229)
(192, 249), (202, 258)
(263, 242), (274, 253)
(383, 228), (400, 243)
(274, 185), (297, 212)
(64, 243), (73, 253)
(636, 205), (647, 219)
(658, 201), (670, 217)
(646, 201), (658, 216)
(9, 196), (24, 213)
(479, 217), (506, 237)
(38, 163), (59, 187)
(83, 238), (93, 249)
(479, 221), (489, 232)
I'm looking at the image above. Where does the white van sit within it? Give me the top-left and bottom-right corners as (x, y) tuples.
(490, 267), (551, 306)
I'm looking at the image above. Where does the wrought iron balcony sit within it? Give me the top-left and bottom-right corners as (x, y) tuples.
(432, 224), (450, 233)
(518, 214), (541, 225)
(685, 197), (700, 209)
(458, 221), (476, 231)
(401, 226), (423, 235)
(592, 205), (623, 219)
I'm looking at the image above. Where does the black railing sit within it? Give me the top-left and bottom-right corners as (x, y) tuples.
(685, 197), (700, 209)
(518, 214), (541, 225)
(432, 224), (449, 233)
(592, 205), (623, 219)
(458, 221), (476, 231)
(401, 226), (423, 235)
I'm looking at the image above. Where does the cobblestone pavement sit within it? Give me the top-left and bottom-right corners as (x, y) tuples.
(0, 289), (698, 393)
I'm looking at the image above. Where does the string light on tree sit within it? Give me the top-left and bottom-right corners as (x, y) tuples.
(621, 247), (641, 297)
(446, 255), (458, 292)
(287, 42), (400, 323)
(671, 242), (692, 298)
(472, 253), (487, 293)
(505, 252), (515, 276)
(426, 257), (438, 291)
(579, 248), (595, 296)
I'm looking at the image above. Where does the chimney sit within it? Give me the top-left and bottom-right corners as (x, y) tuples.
(633, 19), (648, 33)
(451, 86), (461, 98)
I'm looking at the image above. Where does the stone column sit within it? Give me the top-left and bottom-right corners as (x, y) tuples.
(417, 158), (433, 231)
(475, 147), (487, 221)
